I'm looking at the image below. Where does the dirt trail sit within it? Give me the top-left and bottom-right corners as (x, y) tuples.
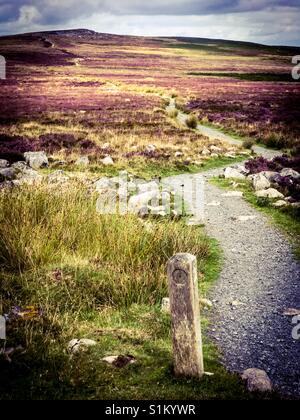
(163, 99), (300, 398)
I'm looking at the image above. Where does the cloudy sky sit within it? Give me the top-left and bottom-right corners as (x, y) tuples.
(0, 0), (300, 46)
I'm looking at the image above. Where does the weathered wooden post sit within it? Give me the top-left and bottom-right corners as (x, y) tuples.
(167, 253), (204, 378)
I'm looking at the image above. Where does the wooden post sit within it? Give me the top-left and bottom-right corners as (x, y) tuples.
(167, 253), (204, 378)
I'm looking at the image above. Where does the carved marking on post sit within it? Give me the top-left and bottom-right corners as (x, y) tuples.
(167, 253), (204, 378)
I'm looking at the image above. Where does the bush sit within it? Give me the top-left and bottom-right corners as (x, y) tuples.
(0, 184), (209, 307)
(242, 139), (255, 150)
(186, 115), (198, 129)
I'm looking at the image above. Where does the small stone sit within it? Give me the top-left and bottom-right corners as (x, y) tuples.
(224, 167), (246, 180)
(68, 339), (97, 354)
(0, 159), (9, 168)
(102, 355), (136, 368)
(101, 156), (114, 166)
(200, 298), (213, 309)
(0, 167), (16, 181)
(210, 145), (222, 153)
(201, 147), (211, 156)
(161, 297), (170, 313)
(242, 368), (273, 393)
(207, 201), (221, 207)
(255, 188), (284, 199)
(283, 308), (300, 316)
(222, 191), (243, 198)
(238, 215), (257, 222)
(272, 200), (287, 208)
(175, 151), (184, 157)
(75, 156), (90, 167)
(145, 144), (156, 153)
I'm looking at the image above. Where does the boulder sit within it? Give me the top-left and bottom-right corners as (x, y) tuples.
(255, 188), (284, 199)
(272, 200), (287, 208)
(0, 159), (9, 168)
(224, 167), (246, 180)
(75, 156), (90, 167)
(101, 156), (114, 166)
(252, 173), (271, 191)
(260, 171), (279, 182)
(242, 368), (273, 393)
(24, 151), (48, 169)
(128, 191), (160, 213)
(11, 161), (27, 171)
(280, 168), (300, 179)
(17, 168), (43, 185)
(0, 167), (16, 181)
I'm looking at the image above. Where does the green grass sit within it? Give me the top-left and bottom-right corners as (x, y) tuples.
(0, 183), (263, 400)
(210, 178), (300, 258)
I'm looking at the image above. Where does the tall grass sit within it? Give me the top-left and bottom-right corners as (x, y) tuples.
(0, 185), (209, 307)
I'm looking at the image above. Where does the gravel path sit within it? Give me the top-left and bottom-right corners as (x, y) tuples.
(164, 165), (300, 398)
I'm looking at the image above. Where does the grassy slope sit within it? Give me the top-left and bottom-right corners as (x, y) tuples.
(0, 184), (257, 400)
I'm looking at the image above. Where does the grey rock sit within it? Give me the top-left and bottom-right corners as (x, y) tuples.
(68, 339), (97, 354)
(253, 173), (271, 191)
(242, 369), (273, 393)
(280, 168), (300, 179)
(0, 167), (16, 181)
(255, 188), (284, 199)
(75, 156), (90, 167)
(0, 159), (9, 168)
(24, 151), (48, 169)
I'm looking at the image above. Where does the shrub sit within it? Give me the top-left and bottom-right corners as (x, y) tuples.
(168, 109), (178, 118)
(0, 184), (209, 307)
(186, 115), (198, 129)
(242, 139), (255, 150)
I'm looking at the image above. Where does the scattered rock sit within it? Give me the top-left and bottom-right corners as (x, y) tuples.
(255, 188), (284, 199)
(0, 159), (9, 168)
(272, 200), (287, 208)
(94, 177), (116, 192)
(175, 151), (184, 157)
(222, 191), (243, 198)
(137, 181), (159, 194)
(101, 156), (114, 166)
(224, 153), (236, 158)
(102, 355), (136, 368)
(11, 161), (27, 171)
(68, 339), (97, 354)
(280, 168), (300, 179)
(200, 298), (213, 309)
(224, 167), (246, 180)
(75, 156), (90, 167)
(201, 147), (211, 156)
(0, 167), (16, 181)
(161, 297), (170, 313)
(128, 191), (160, 214)
(24, 151), (48, 169)
(253, 173), (271, 191)
(210, 145), (222, 153)
(230, 300), (245, 308)
(207, 201), (221, 207)
(145, 144), (156, 153)
(283, 308), (300, 317)
(17, 168), (43, 185)
(238, 216), (257, 222)
(242, 368), (273, 393)
(47, 170), (70, 185)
